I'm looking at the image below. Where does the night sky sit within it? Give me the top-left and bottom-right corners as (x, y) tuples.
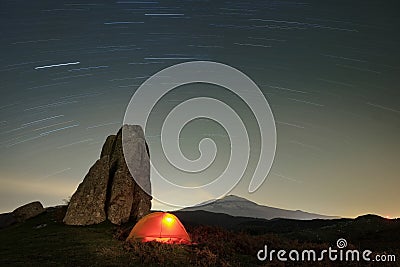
(0, 0), (399, 218)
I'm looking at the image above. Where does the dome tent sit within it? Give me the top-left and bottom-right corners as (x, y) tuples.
(126, 212), (191, 244)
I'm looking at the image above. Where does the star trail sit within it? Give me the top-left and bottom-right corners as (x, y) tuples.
(0, 0), (399, 218)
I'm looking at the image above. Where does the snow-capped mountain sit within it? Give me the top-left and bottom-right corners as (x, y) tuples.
(180, 195), (336, 220)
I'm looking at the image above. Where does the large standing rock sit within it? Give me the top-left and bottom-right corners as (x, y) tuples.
(63, 125), (152, 226)
(100, 135), (116, 159)
(107, 168), (136, 225)
(122, 126), (151, 220)
(122, 126), (151, 196)
(63, 156), (110, 225)
(12, 201), (45, 222)
(130, 187), (152, 221)
(106, 125), (151, 225)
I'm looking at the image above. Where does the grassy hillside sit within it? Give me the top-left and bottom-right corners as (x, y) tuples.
(0, 207), (398, 266)
(0, 206), (134, 266)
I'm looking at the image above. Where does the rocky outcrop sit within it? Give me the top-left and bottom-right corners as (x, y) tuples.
(63, 125), (152, 226)
(106, 126), (151, 224)
(12, 201), (45, 222)
(0, 201), (45, 229)
(63, 156), (110, 225)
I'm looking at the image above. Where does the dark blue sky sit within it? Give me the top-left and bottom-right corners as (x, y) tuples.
(0, 0), (399, 217)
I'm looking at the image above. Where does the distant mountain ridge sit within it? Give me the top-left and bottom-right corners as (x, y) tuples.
(180, 195), (337, 220)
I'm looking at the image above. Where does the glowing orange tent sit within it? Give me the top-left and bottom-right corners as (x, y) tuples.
(126, 212), (191, 244)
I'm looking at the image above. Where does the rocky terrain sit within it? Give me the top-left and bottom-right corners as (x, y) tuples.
(0, 201), (45, 229)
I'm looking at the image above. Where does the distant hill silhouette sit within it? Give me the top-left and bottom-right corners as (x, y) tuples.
(179, 195), (337, 220)
(173, 210), (400, 251)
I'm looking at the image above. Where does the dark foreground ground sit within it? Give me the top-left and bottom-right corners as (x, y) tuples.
(0, 206), (398, 266)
